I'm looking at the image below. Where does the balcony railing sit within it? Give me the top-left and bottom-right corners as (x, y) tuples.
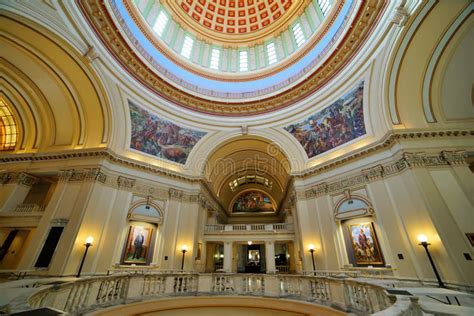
(204, 223), (293, 234)
(19, 273), (404, 315)
(13, 203), (45, 213)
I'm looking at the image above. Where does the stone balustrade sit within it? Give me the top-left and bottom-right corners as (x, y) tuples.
(204, 223), (294, 234)
(22, 273), (400, 315)
(14, 203), (45, 213)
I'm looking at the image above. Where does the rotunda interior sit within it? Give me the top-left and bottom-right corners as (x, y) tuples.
(0, 0), (473, 315)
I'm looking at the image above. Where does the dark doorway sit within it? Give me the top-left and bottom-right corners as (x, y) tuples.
(245, 244), (265, 273)
(35, 226), (64, 268)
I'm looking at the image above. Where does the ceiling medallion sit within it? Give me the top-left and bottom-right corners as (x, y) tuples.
(78, 0), (386, 116)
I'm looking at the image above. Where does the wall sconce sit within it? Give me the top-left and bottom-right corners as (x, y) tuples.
(248, 241), (252, 246)
(181, 245), (188, 270)
(77, 236), (93, 277)
(308, 244), (316, 274)
(417, 234), (445, 288)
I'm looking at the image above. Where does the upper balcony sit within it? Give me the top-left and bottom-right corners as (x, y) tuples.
(204, 223), (294, 235)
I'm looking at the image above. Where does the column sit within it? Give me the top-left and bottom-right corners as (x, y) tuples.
(223, 241), (233, 273)
(265, 241), (276, 274)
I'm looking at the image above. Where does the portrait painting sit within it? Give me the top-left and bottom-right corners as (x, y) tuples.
(122, 225), (153, 264)
(232, 191), (275, 213)
(348, 222), (383, 265)
(129, 101), (206, 164)
(284, 81), (365, 158)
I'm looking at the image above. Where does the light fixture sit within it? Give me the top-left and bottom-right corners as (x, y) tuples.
(77, 236), (94, 277)
(145, 196), (151, 210)
(308, 244), (316, 275)
(417, 234), (428, 243)
(181, 245), (188, 270)
(248, 241), (252, 246)
(417, 234), (445, 288)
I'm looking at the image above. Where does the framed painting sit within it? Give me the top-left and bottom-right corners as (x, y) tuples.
(231, 190), (275, 213)
(122, 225), (153, 264)
(348, 222), (384, 265)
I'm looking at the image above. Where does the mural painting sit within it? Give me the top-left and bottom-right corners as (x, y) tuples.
(232, 191), (275, 213)
(129, 102), (206, 164)
(284, 81), (365, 158)
(348, 222), (384, 265)
(122, 225), (153, 264)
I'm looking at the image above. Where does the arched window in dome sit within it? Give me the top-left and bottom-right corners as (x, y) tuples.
(152, 10), (169, 37)
(0, 98), (17, 151)
(181, 35), (194, 59)
(239, 50), (248, 72)
(292, 22), (306, 47)
(318, 0), (332, 16)
(210, 48), (221, 70)
(266, 42), (277, 65)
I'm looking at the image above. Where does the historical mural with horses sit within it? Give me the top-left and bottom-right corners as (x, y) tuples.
(232, 191), (275, 213)
(284, 81), (365, 158)
(129, 102), (206, 164)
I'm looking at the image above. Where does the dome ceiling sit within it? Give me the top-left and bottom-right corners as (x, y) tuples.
(79, 0), (387, 116)
(169, 0), (296, 43)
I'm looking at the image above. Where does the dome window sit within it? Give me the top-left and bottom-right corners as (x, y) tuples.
(266, 42), (277, 65)
(210, 48), (221, 70)
(181, 36), (194, 59)
(318, 0), (332, 16)
(0, 98), (17, 151)
(292, 23), (305, 47)
(152, 11), (168, 37)
(239, 51), (248, 72)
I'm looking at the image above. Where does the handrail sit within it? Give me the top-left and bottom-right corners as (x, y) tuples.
(23, 273), (398, 315)
(14, 203), (45, 213)
(204, 223), (293, 233)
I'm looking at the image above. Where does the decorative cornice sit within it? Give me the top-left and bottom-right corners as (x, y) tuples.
(302, 150), (468, 198)
(59, 168), (107, 184)
(0, 148), (200, 182)
(51, 218), (69, 226)
(296, 129), (474, 178)
(117, 175), (136, 189)
(77, 0), (385, 116)
(0, 172), (38, 186)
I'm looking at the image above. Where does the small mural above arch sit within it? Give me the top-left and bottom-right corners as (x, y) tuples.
(230, 190), (276, 213)
(333, 189), (374, 221)
(127, 197), (164, 224)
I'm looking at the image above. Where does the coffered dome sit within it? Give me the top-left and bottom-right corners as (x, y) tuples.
(81, 0), (385, 115)
(169, 0), (298, 42)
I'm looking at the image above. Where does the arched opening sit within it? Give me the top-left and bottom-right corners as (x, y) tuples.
(0, 98), (17, 151)
(203, 136), (296, 274)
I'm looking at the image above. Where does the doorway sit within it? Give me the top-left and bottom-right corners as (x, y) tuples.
(236, 244), (266, 273)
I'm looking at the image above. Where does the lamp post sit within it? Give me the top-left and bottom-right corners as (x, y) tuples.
(417, 234), (445, 288)
(77, 236), (93, 278)
(308, 244), (316, 275)
(181, 245), (188, 270)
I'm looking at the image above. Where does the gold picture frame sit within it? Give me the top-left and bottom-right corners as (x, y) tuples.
(348, 222), (384, 265)
(122, 225), (153, 264)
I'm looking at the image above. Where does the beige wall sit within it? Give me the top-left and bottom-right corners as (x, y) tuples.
(294, 151), (474, 288)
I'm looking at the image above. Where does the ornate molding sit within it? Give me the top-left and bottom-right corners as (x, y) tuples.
(296, 129), (474, 178)
(59, 168), (107, 184)
(117, 176), (136, 189)
(301, 150), (469, 198)
(51, 218), (69, 226)
(391, 5), (410, 26)
(0, 147), (199, 182)
(0, 172), (38, 186)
